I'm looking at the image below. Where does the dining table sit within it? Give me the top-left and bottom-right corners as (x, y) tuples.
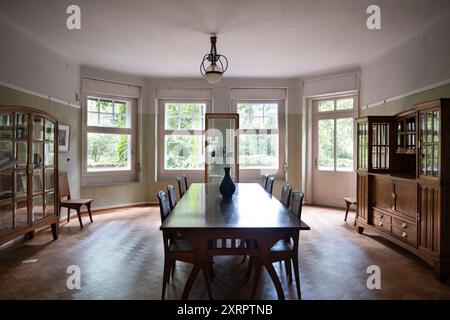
(160, 182), (310, 300)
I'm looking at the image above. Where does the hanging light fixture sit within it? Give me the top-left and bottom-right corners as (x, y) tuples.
(200, 35), (228, 84)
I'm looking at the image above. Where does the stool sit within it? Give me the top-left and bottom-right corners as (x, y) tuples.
(343, 197), (357, 224)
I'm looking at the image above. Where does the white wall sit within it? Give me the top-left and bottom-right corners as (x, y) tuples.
(360, 13), (450, 107)
(0, 19), (80, 107)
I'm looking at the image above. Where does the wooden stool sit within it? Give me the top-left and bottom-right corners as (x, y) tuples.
(343, 197), (357, 225)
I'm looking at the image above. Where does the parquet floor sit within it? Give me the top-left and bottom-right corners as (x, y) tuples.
(0, 205), (449, 300)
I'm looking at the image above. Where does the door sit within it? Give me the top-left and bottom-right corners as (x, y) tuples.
(312, 96), (357, 208)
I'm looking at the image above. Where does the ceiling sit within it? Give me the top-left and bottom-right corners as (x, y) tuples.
(1, 0), (450, 78)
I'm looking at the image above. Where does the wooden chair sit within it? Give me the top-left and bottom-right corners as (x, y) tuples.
(177, 176), (187, 197)
(265, 176), (275, 195)
(167, 185), (177, 211)
(182, 174), (189, 190)
(280, 184), (292, 208)
(58, 171), (93, 229)
(157, 191), (212, 300)
(251, 191), (305, 300)
(260, 174), (269, 189)
(344, 197), (357, 225)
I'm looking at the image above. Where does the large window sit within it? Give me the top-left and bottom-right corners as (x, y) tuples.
(83, 95), (137, 185)
(158, 101), (208, 179)
(234, 101), (285, 177)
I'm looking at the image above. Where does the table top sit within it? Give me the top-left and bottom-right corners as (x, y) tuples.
(161, 183), (310, 230)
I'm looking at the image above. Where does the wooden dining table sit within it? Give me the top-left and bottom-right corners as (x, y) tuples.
(160, 183), (310, 300)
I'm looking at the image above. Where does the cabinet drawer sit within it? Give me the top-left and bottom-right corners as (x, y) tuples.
(392, 225), (417, 246)
(372, 210), (392, 233)
(392, 217), (416, 230)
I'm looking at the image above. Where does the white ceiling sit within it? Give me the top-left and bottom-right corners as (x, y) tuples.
(1, 0), (449, 78)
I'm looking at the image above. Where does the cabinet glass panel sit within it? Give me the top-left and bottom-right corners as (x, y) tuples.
(0, 113), (13, 139)
(33, 169), (43, 193)
(33, 116), (44, 140)
(44, 120), (55, 141)
(15, 170), (27, 196)
(45, 168), (54, 191)
(15, 113), (28, 140)
(0, 201), (13, 235)
(32, 142), (43, 167)
(45, 192), (55, 217)
(0, 141), (14, 170)
(15, 142), (28, 167)
(0, 172), (13, 200)
(15, 198), (28, 228)
(357, 122), (368, 170)
(419, 110), (440, 177)
(32, 195), (44, 222)
(44, 143), (55, 166)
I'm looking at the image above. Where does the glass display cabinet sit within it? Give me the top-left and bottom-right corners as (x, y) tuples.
(418, 107), (440, 177)
(204, 113), (239, 183)
(395, 112), (416, 154)
(0, 106), (59, 245)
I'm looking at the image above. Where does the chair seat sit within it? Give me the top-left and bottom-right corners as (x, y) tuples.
(344, 197), (356, 204)
(61, 199), (93, 206)
(270, 239), (293, 252)
(169, 240), (196, 252)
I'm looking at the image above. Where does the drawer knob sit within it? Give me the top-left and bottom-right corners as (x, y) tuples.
(378, 221), (383, 226)
(402, 231), (407, 238)
(401, 222), (407, 228)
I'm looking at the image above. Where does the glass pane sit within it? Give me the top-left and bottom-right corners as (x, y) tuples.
(237, 103), (278, 129)
(114, 101), (128, 128)
(336, 118), (354, 171)
(33, 116), (44, 140)
(318, 100), (334, 112)
(164, 135), (204, 170)
(32, 196), (44, 222)
(372, 147), (378, 169)
(15, 142), (27, 167)
(15, 113), (28, 140)
(0, 113), (13, 139)
(420, 147), (426, 176)
(433, 145), (439, 177)
(164, 103), (205, 130)
(87, 98), (99, 112)
(336, 98), (354, 110)
(426, 145), (432, 175)
(32, 142), (43, 167)
(239, 134), (279, 169)
(15, 171), (27, 196)
(0, 172), (13, 200)
(0, 201), (13, 235)
(15, 199), (28, 228)
(318, 119), (335, 170)
(87, 133), (131, 171)
(45, 168), (54, 191)
(433, 111), (440, 143)
(33, 169), (43, 193)
(44, 143), (55, 166)
(99, 114), (114, 127)
(45, 192), (55, 217)
(0, 141), (14, 169)
(45, 120), (55, 141)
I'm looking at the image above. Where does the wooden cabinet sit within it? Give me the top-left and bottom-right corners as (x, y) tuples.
(356, 99), (450, 281)
(0, 106), (59, 245)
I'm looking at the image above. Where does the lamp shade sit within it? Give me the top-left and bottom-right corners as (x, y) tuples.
(205, 64), (223, 84)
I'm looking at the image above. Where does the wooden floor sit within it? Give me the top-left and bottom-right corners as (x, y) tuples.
(0, 205), (449, 300)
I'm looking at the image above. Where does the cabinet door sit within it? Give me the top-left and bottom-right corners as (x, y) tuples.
(357, 121), (368, 170)
(357, 172), (369, 222)
(392, 180), (417, 220)
(419, 109), (440, 177)
(418, 182), (440, 254)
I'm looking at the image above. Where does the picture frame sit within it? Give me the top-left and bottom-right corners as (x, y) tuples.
(58, 124), (70, 152)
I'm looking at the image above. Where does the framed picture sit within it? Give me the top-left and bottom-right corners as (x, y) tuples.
(58, 124), (70, 152)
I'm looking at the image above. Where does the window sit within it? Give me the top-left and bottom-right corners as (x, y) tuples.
(83, 95), (137, 185)
(234, 101), (285, 178)
(158, 101), (209, 179)
(317, 97), (356, 113)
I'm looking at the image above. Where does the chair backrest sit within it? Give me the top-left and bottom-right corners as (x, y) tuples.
(167, 185), (177, 211)
(58, 171), (71, 200)
(289, 191), (304, 220)
(177, 176), (186, 197)
(260, 174), (269, 189)
(182, 174), (189, 190)
(157, 191), (171, 224)
(280, 184), (292, 208)
(265, 176), (275, 195)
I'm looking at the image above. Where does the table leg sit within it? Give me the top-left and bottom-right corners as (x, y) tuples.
(261, 258), (285, 300)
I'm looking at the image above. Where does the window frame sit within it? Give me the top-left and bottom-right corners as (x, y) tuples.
(157, 99), (211, 180)
(232, 100), (286, 180)
(82, 92), (138, 186)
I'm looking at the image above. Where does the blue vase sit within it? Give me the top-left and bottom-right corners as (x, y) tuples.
(219, 167), (236, 199)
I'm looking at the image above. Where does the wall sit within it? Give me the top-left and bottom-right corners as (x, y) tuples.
(360, 13), (450, 107)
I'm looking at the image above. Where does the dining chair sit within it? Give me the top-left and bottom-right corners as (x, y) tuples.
(182, 174), (189, 190)
(280, 184), (292, 208)
(251, 191), (305, 300)
(58, 171), (93, 229)
(157, 191), (213, 300)
(167, 185), (177, 211)
(260, 174), (269, 189)
(265, 176), (275, 195)
(177, 176), (187, 197)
